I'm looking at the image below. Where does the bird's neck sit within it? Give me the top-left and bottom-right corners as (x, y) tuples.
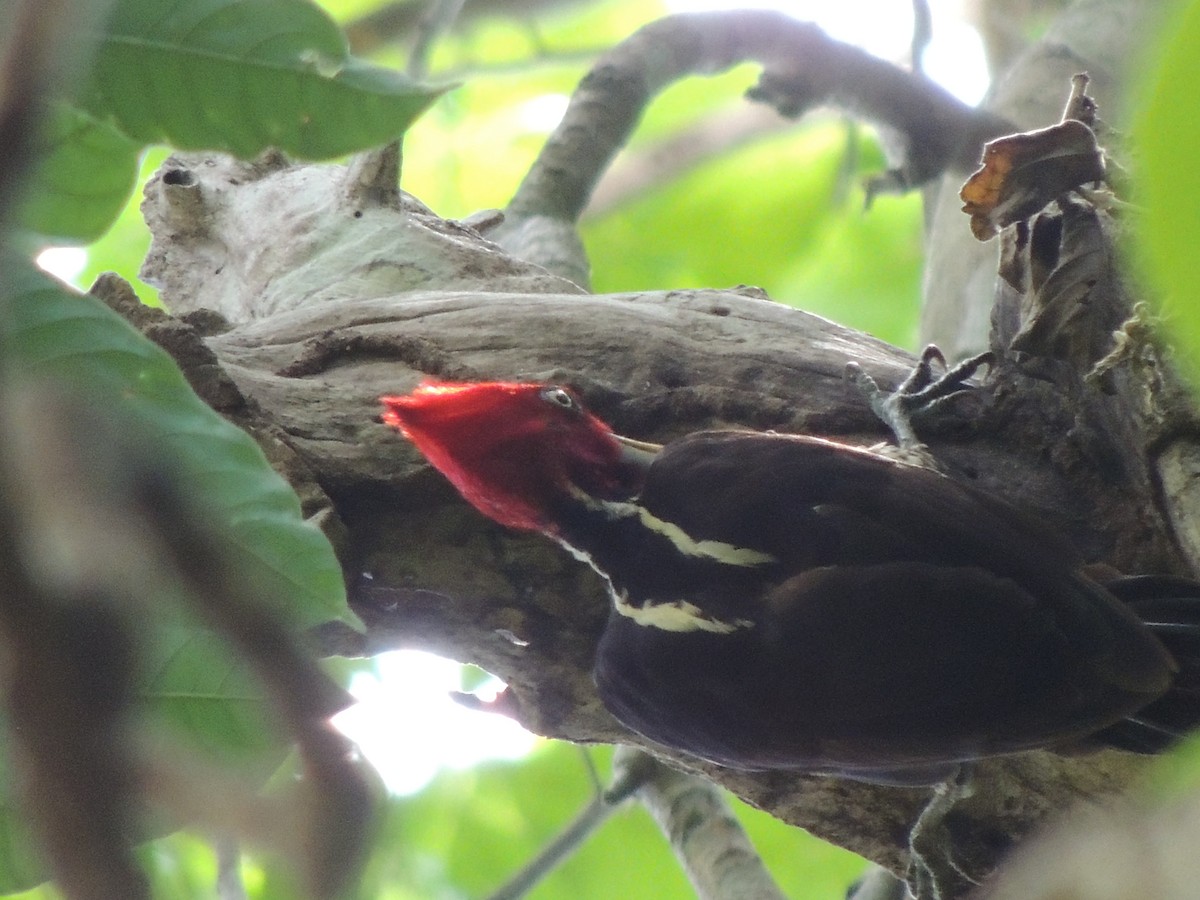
(550, 485), (778, 634)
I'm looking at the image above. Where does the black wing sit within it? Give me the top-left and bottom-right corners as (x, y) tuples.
(596, 559), (1170, 776)
(592, 431), (1174, 775)
(638, 430), (1080, 583)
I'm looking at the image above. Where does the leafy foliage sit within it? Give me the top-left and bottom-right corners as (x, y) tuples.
(19, 0), (442, 243)
(584, 121), (922, 347)
(123, 743), (867, 900)
(20, 105), (141, 243)
(4, 0), (438, 891)
(1133, 0), (1200, 804)
(0, 265), (359, 894)
(82, 0), (440, 157)
(3, 268), (354, 633)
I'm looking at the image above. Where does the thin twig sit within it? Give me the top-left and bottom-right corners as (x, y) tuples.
(911, 0), (933, 77)
(485, 795), (617, 900)
(615, 747), (788, 900)
(485, 747), (650, 900)
(215, 837), (249, 900)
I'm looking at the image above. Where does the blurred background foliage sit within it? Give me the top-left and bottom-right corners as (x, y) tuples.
(104, 744), (865, 900)
(17, 0), (1200, 896)
(1133, 0), (1200, 380)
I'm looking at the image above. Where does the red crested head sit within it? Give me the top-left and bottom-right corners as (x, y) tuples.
(380, 382), (656, 533)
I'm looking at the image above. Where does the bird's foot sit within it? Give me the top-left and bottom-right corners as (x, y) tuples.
(906, 765), (979, 900)
(845, 346), (994, 450)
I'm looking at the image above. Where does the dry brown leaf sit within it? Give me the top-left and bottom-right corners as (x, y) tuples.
(961, 120), (1104, 240)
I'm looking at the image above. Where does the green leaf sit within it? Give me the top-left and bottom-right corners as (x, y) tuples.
(80, 0), (444, 159)
(142, 624), (279, 762)
(1133, 0), (1200, 378)
(0, 265), (357, 894)
(19, 103), (142, 243)
(2, 265), (357, 633)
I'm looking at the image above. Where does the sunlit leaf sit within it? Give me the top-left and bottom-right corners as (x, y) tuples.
(1132, 0), (1200, 378)
(80, 0), (444, 160)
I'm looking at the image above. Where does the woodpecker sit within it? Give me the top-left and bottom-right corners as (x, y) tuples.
(379, 377), (1200, 784)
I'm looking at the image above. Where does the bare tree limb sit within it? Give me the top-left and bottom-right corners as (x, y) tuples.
(615, 747), (789, 900)
(494, 9), (1013, 284)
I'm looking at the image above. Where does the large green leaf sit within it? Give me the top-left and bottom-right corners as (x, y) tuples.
(142, 624), (279, 762)
(19, 103), (142, 244)
(81, 0), (444, 159)
(18, 0), (444, 244)
(3, 266), (355, 633)
(0, 265), (357, 894)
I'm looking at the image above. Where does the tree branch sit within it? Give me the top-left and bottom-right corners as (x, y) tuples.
(494, 9), (1012, 284)
(615, 747), (789, 900)
(921, 0), (1173, 359)
(127, 5), (1200, 893)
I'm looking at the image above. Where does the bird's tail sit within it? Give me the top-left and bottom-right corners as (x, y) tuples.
(1092, 575), (1200, 753)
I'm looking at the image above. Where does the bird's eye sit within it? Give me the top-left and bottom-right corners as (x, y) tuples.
(540, 386), (577, 411)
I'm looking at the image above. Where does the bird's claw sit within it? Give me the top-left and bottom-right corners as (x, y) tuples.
(846, 346), (993, 450)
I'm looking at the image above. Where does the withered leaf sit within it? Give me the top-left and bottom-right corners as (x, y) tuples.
(960, 120), (1105, 241)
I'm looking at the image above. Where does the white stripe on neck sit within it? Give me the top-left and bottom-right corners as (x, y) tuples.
(566, 486), (777, 568)
(612, 589), (754, 634)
